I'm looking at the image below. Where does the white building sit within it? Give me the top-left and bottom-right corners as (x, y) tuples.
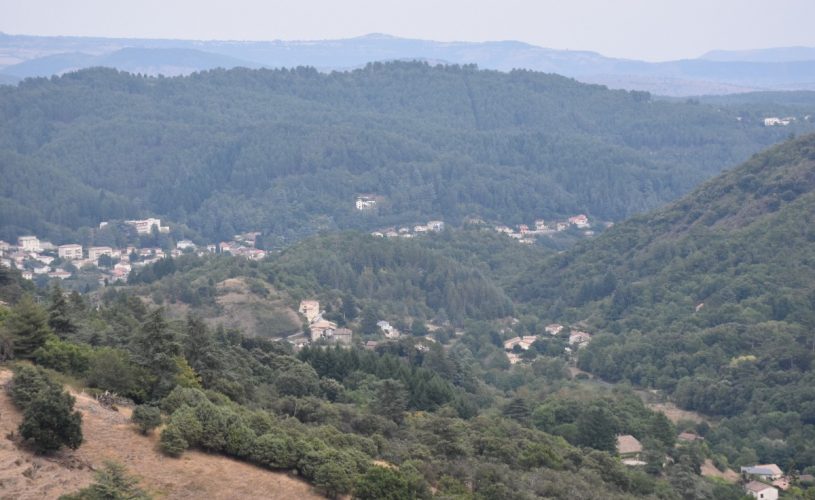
(355, 197), (377, 210)
(17, 236), (40, 252)
(427, 220), (445, 232)
(126, 218), (169, 234)
(744, 481), (778, 500)
(763, 117), (793, 127)
(545, 324), (564, 335)
(176, 240), (195, 250)
(58, 244), (83, 260)
(88, 246), (114, 261)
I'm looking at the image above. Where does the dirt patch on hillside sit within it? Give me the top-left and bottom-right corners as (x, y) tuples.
(700, 459), (739, 483)
(647, 402), (709, 425)
(0, 370), (321, 499)
(212, 278), (302, 338)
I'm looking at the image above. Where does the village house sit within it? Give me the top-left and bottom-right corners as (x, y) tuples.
(741, 464), (784, 481)
(17, 236), (40, 252)
(0, 240), (10, 252)
(545, 323), (564, 335)
(427, 220), (445, 232)
(504, 335), (538, 351)
(364, 340), (379, 351)
(371, 231), (384, 238)
(355, 196), (377, 210)
(32, 265), (50, 275)
(299, 300), (321, 323)
(763, 117), (793, 127)
(616, 435), (644, 465)
(506, 352), (521, 364)
(176, 240), (195, 250)
(309, 318), (338, 342)
(48, 269), (72, 280)
(556, 222), (568, 231)
(377, 320), (400, 339)
(331, 328), (353, 346)
(569, 330), (592, 347)
(744, 481), (778, 500)
(568, 214), (590, 228)
(126, 218), (169, 234)
(534, 219), (546, 231)
(58, 244), (83, 260)
(88, 246), (114, 261)
(34, 254), (55, 266)
(21, 271), (33, 280)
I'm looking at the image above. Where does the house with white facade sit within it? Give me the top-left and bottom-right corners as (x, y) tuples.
(545, 324), (564, 335)
(744, 481), (778, 500)
(17, 236), (40, 252)
(88, 246), (114, 261)
(58, 244), (83, 260)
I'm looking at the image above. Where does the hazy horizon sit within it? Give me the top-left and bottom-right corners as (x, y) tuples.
(2, 0), (815, 62)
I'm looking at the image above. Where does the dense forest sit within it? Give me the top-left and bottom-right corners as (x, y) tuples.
(513, 135), (815, 473)
(0, 266), (750, 499)
(1, 62), (814, 244)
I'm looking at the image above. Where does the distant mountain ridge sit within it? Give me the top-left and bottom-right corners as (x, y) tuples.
(4, 32), (815, 95)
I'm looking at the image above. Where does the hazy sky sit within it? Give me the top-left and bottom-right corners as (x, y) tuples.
(2, 0), (814, 61)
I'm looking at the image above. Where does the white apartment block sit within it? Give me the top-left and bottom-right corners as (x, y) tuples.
(88, 246), (114, 261)
(58, 244), (83, 260)
(17, 236), (40, 252)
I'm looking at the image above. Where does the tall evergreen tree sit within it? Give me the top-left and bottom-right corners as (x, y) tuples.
(133, 308), (180, 399)
(6, 296), (51, 359)
(47, 282), (76, 338)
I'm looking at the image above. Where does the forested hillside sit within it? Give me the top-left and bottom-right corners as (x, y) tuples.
(514, 134), (815, 470)
(1, 62), (813, 244)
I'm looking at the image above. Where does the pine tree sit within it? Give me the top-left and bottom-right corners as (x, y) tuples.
(360, 307), (379, 335)
(47, 283), (77, 338)
(6, 296), (51, 359)
(133, 309), (180, 399)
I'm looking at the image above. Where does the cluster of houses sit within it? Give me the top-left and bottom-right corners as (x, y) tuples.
(616, 432), (809, 498)
(297, 300), (352, 347)
(491, 214), (594, 244)
(763, 116), (795, 127)
(1, 221), (268, 287)
(502, 323), (592, 364)
(371, 220), (445, 239)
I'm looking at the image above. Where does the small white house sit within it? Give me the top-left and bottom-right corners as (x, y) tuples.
(744, 481), (778, 500)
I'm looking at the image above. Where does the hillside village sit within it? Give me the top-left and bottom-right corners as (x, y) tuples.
(369, 213), (602, 243)
(0, 218), (267, 289)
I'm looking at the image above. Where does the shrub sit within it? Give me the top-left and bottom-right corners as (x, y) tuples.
(60, 461), (150, 499)
(131, 405), (162, 435)
(19, 385), (83, 453)
(159, 424), (188, 457)
(354, 466), (413, 500)
(33, 338), (92, 375)
(224, 424), (256, 458)
(313, 461), (355, 498)
(251, 434), (298, 469)
(169, 404), (203, 446)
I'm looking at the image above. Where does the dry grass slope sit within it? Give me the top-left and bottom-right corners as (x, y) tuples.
(0, 370), (322, 499)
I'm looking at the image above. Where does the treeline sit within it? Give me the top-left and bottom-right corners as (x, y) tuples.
(2, 62), (813, 243)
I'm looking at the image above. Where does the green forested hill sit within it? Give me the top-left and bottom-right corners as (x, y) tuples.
(513, 134), (815, 468)
(1, 62), (813, 243)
